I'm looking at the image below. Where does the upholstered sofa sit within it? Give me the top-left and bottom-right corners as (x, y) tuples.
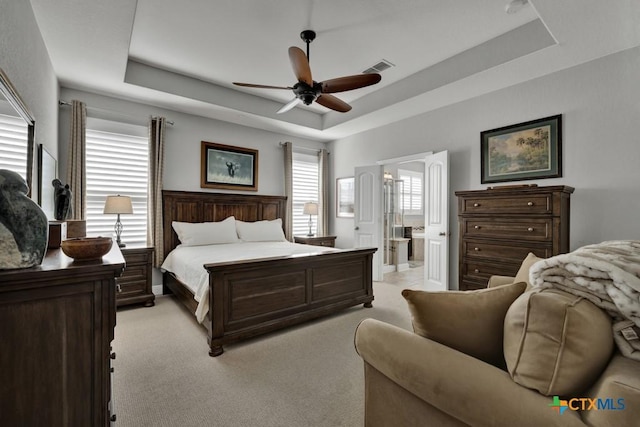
(355, 251), (640, 427)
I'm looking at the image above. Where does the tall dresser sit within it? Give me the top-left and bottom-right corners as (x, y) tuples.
(455, 185), (574, 291)
(0, 245), (124, 426)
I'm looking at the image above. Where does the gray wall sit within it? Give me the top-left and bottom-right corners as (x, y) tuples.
(330, 46), (640, 288)
(0, 0), (60, 192)
(59, 88), (326, 195)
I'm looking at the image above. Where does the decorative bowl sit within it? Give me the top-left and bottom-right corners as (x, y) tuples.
(60, 237), (113, 261)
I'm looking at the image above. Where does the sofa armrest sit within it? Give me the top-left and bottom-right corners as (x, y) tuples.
(355, 319), (585, 427)
(487, 275), (516, 288)
(583, 353), (640, 426)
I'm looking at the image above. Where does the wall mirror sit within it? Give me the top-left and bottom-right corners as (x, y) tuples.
(0, 68), (35, 198)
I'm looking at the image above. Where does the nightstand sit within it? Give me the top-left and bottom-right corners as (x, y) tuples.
(117, 245), (155, 307)
(294, 235), (337, 247)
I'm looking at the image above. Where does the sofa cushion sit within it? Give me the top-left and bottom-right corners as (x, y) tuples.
(504, 289), (614, 396)
(514, 252), (542, 290)
(402, 283), (526, 368)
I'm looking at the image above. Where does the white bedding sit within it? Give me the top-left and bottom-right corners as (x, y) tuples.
(160, 241), (339, 323)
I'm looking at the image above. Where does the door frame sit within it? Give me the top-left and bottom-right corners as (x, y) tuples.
(373, 151), (449, 289)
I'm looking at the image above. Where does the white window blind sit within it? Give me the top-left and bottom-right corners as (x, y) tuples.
(85, 122), (148, 246)
(0, 112), (28, 180)
(292, 151), (319, 236)
(398, 169), (424, 215)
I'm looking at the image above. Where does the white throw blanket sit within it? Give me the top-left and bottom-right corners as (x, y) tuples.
(529, 240), (640, 360)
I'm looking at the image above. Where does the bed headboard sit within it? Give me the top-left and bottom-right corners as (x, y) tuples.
(162, 190), (288, 255)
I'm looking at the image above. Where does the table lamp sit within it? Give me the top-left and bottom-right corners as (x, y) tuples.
(303, 201), (318, 237)
(103, 195), (133, 247)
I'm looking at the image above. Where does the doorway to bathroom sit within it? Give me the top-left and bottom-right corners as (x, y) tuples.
(354, 151), (449, 290)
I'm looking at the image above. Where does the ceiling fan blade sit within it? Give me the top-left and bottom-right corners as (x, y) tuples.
(320, 73), (381, 94)
(233, 82), (292, 90)
(288, 47), (313, 85)
(316, 94), (351, 113)
(277, 97), (301, 114)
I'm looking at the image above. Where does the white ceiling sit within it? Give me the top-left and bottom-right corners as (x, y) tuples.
(29, 0), (640, 142)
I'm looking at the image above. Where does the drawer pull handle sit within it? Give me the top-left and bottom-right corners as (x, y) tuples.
(474, 269), (480, 273)
(474, 247), (480, 251)
(527, 201), (534, 206)
(527, 227), (534, 232)
(474, 225), (481, 229)
(473, 203), (480, 207)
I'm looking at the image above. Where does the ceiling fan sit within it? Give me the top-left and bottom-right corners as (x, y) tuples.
(233, 30), (381, 114)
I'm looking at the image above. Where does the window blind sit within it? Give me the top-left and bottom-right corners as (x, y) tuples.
(0, 112), (28, 180)
(398, 169), (424, 215)
(85, 126), (148, 246)
(292, 151), (319, 236)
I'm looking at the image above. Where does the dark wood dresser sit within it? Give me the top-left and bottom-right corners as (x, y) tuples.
(0, 245), (124, 426)
(456, 185), (574, 291)
(118, 246), (155, 307)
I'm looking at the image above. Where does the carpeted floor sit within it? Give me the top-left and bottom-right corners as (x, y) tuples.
(112, 279), (415, 427)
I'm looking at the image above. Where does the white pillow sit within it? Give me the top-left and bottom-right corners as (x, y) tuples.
(236, 218), (287, 242)
(172, 216), (239, 246)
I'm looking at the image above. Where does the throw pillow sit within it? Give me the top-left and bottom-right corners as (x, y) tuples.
(402, 282), (527, 368)
(503, 289), (614, 396)
(514, 252), (542, 290)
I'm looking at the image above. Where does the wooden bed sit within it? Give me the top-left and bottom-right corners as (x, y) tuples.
(162, 190), (376, 356)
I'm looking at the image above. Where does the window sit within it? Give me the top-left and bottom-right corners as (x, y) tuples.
(0, 112), (29, 181)
(398, 169), (424, 215)
(292, 151), (319, 236)
(85, 119), (148, 246)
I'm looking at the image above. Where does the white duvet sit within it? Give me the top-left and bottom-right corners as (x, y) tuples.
(160, 241), (338, 323)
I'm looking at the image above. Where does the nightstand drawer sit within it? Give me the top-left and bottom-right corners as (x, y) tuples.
(119, 264), (148, 284)
(121, 251), (149, 265)
(294, 235), (336, 247)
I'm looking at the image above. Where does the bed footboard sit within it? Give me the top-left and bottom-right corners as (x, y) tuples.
(205, 247), (376, 356)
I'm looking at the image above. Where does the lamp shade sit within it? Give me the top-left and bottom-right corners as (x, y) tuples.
(103, 195), (133, 214)
(303, 202), (318, 215)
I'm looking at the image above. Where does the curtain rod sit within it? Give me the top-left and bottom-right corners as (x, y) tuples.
(58, 100), (174, 126)
(279, 141), (329, 155)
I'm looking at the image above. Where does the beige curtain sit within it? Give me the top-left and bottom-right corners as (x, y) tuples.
(66, 100), (86, 220)
(318, 148), (329, 236)
(148, 117), (166, 267)
(283, 141), (293, 241)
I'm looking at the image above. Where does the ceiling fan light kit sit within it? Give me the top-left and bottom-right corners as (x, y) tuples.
(232, 30), (381, 114)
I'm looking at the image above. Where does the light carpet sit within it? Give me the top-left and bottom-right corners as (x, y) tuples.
(112, 281), (413, 427)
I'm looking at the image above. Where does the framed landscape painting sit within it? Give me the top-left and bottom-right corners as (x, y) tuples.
(201, 141), (258, 191)
(480, 115), (562, 184)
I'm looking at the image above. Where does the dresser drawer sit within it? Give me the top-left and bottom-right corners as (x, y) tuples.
(463, 218), (553, 241)
(460, 194), (552, 215)
(463, 240), (552, 263)
(461, 260), (521, 284)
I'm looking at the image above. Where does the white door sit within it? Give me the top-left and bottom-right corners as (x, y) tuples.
(424, 151), (449, 290)
(354, 165), (384, 281)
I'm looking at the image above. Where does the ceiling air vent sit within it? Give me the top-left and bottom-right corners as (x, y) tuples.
(363, 59), (394, 74)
